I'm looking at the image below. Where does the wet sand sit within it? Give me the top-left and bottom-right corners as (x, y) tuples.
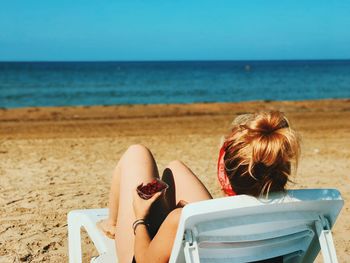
(0, 99), (349, 262)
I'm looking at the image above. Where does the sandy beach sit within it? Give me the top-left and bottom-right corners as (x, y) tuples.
(0, 99), (349, 262)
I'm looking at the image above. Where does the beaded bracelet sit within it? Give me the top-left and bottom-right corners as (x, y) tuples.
(132, 219), (149, 235)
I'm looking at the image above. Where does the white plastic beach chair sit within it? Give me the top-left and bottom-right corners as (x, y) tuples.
(67, 189), (343, 263)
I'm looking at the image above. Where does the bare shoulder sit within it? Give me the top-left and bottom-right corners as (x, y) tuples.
(151, 207), (182, 240)
(165, 208), (182, 225)
(146, 208), (182, 262)
(155, 208), (182, 235)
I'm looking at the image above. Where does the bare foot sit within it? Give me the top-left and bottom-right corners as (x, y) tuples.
(96, 219), (116, 239)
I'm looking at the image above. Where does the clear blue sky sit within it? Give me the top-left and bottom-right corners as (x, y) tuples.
(0, 0), (349, 61)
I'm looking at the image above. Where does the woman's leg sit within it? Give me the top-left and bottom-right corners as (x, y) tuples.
(162, 160), (212, 206)
(97, 164), (121, 239)
(113, 144), (163, 263)
(100, 146), (212, 262)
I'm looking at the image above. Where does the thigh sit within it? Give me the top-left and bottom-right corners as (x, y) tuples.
(162, 160), (212, 207)
(115, 145), (161, 263)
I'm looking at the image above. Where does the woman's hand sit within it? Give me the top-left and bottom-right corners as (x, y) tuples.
(133, 189), (162, 219)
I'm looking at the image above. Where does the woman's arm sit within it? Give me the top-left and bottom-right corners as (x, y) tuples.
(134, 208), (182, 263)
(134, 223), (151, 261)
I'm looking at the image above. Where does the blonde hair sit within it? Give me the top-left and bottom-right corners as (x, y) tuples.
(224, 111), (300, 197)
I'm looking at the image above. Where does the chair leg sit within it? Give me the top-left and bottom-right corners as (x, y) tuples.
(316, 219), (338, 263)
(68, 211), (83, 263)
(319, 229), (338, 263)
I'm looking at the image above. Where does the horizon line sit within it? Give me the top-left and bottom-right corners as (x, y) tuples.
(1, 58), (350, 63)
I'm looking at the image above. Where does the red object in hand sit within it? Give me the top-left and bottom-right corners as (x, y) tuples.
(137, 179), (169, 200)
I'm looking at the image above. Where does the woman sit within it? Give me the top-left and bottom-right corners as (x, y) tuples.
(97, 111), (300, 263)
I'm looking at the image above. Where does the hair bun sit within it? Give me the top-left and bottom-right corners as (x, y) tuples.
(250, 111), (289, 136)
(244, 111), (297, 167)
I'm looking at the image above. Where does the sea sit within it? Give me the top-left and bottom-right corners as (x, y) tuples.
(0, 60), (349, 108)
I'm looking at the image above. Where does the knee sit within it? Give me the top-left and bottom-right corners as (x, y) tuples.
(119, 144), (153, 165)
(126, 144), (150, 155)
(117, 144), (153, 172)
(166, 160), (184, 170)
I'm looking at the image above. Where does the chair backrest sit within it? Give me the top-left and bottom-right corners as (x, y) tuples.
(169, 189), (343, 263)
